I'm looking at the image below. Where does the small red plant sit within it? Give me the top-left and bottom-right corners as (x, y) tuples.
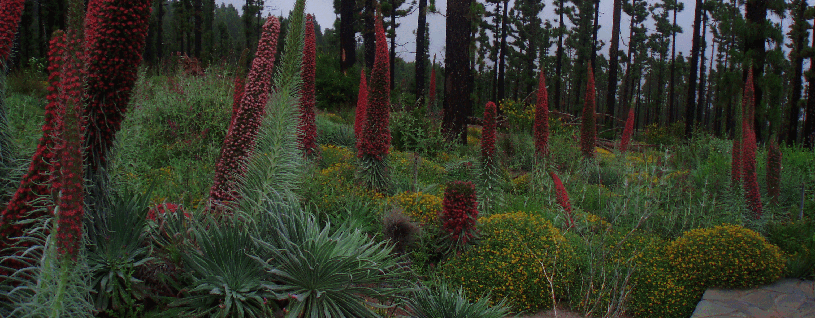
(742, 122), (762, 219)
(481, 101), (497, 166)
(767, 139), (782, 205)
(354, 68), (368, 142)
(441, 181), (479, 245)
(581, 63), (597, 159)
(620, 107), (635, 152)
(357, 16), (391, 160)
(549, 171), (574, 229)
(210, 17), (280, 208)
(298, 14), (317, 157)
(146, 203), (190, 221)
(533, 68), (550, 158)
(0, 0), (25, 62)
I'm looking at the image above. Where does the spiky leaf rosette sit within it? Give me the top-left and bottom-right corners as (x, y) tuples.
(581, 63), (597, 159)
(533, 69), (550, 158)
(209, 17), (280, 210)
(767, 139), (782, 204)
(1, 32), (66, 254)
(238, 1), (306, 215)
(358, 16), (391, 192)
(82, 0), (151, 171)
(0, 0), (24, 62)
(620, 107), (635, 152)
(354, 68), (368, 142)
(297, 14), (317, 157)
(549, 171), (574, 228)
(441, 181), (479, 246)
(742, 122), (762, 219)
(408, 283), (511, 318)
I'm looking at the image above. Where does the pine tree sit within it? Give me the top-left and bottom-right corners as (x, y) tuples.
(443, 0), (474, 144)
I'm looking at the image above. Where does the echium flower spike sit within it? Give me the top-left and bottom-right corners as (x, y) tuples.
(742, 122), (762, 219)
(298, 14), (318, 157)
(620, 107), (635, 152)
(743, 67), (756, 129)
(482, 101), (497, 166)
(357, 16), (392, 192)
(358, 16), (391, 160)
(82, 0), (152, 171)
(533, 68), (550, 158)
(767, 139), (782, 205)
(0, 31), (66, 255)
(210, 16), (281, 208)
(57, 0), (87, 260)
(354, 68), (368, 142)
(441, 181), (479, 246)
(0, 0), (25, 62)
(549, 171), (575, 229)
(580, 63), (597, 159)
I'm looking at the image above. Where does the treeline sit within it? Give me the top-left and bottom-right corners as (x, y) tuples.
(6, 0), (815, 147)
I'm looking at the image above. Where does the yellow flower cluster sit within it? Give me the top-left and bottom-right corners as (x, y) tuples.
(440, 211), (576, 312)
(319, 144), (354, 167)
(388, 191), (442, 226)
(510, 173), (530, 194)
(498, 99), (534, 131)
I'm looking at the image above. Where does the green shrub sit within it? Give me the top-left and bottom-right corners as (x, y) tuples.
(388, 191), (442, 226)
(390, 109), (448, 156)
(666, 224), (785, 289)
(440, 211), (575, 313)
(765, 218), (815, 279)
(318, 144), (354, 169)
(628, 243), (703, 318)
(316, 114), (355, 148)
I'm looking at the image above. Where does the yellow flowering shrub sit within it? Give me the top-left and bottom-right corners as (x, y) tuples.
(666, 224), (785, 289)
(319, 144), (354, 168)
(440, 212), (576, 313)
(498, 99), (534, 132)
(390, 150), (447, 184)
(510, 173), (530, 195)
(388, 191), (442, 226)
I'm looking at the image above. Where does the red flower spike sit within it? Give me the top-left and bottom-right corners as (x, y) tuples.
(210, 17), (281, 208)
(0, 32), (66, 258)
(533, 69), (550, 158)
(620, 107), (635, 152)
(354, 68), (368, 142)
(441, 181), (479, 245)
(742, 121), (762, 219)
(767, 140), (782, 205)
(482, 101), (497, 165)
(357, 16), (391, 160)
(549, 171), (574, 229)
(82, 0), (152, 171)
(581, 63), (597, 159)
(0, 0), (25, 62)
(298, 14), (317, 157)
(743, 68), (756, 128)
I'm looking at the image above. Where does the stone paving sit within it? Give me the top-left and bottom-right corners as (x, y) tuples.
(691, 279), (815, 318)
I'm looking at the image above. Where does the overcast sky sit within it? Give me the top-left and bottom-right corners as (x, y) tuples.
(220, 0), (791, 65)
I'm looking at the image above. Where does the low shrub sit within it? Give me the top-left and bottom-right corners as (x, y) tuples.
(440, 211), (575, 313)
(389, 191), (442, 226)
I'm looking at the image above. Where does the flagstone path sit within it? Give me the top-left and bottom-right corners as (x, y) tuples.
(691, 279), (815, 318)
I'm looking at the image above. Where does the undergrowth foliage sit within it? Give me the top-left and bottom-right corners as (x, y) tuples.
(354, 68), (368, 142)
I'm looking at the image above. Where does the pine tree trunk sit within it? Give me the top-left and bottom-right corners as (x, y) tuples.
(668, 5), (677, 124)
(497, 0), (508, 102)
(340, 0), (356, 73)
(695, 8), (708, 130)
(194, 0), (202, 58)
(390, 5), (396, 92)
(415, 0), (428, 97)
(744, 0), (767, 141)
(443, 0), (473, 144)
(606, 0), (622, 126)
(363, 0), (375, 69)
(684, 0), (703, 138)
(805, 23), (815, 148)
(787, 0), (807, 144)
(554, 0), (564, 109)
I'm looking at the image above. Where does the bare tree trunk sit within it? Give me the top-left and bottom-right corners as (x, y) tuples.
(684, 0), (703, 138)
(443, 0), (474, 144)
(606, 0), (622, 126)
(668, 4), (678, 123)
(340, 0), (356, 73)
(554, 0), (564, 109)
(787, 0), (807, 144)
(415, 0), (428, 97)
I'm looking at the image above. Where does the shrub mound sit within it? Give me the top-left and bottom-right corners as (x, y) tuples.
(440, 211), (575, 313)
(389, 191), (441, 226)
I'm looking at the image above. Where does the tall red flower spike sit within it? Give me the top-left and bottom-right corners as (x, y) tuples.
(354, 68), (368, 143)
(210, 17), (280, 208)
(0, 0), (25, 62)
(441, 181), (479, 245)
(357, 16), (391, 160)
(0, 31), (66, 256)
(482, 101), (497, 165)
(549, 171), (574, 229)
(82, 0), (152, 171)
(742, 122), (762, 219)
(298, 14), (317, 157)
(767, 139), (782, 205)
(229, 48), (250, 128)
(581, 63), (597, 159)
(620, 107), (635, 152)
(56, 0), (87, 260)
(743, 68), (756, 129)
(533, 68), (550, 158)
